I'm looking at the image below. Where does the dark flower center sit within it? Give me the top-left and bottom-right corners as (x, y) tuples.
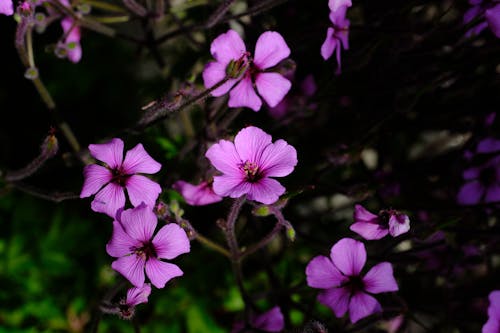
(118, 303), (134, 320)
(111, 167), (131, 187)
(479, 166), (496, 185)
(239, 160), (263, 183)
(133, 241), (157, 260)
(346, 275), (365, 294)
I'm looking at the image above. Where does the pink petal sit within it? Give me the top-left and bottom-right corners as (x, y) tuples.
(80, 164), (112, 198)
(464, 6), (481, 24)
(61, 18), (82, 63)
(484, 290), (500, 333)
(91, 183), (126, 218)
(477, 138), (500, 153)
(106, 221), (141, 257)
(119, 203), (157, 243)
(363, 262), (399, 294)
(463, 167), (480, 180)
(486, 4), (500, 38)
(145, 257), (183, 289)
(350, 222), (388, 240)
(111, 255), (146, 288)
(255, 72), (292, 108)
(89, 138), (124, 169)
(328, 0), (352, 12)
(67, 43), (82, 64)
(348, 292), (382, 324)
(252, 306), (284, 332)
(247, 178), (285, 204)
(354, 204), (379, 222)
(228, 76), (262, 111)
(123, 143), (161, 174)
(205, 139), (243, 175)
(152, 223), (191, 260)
(457, 181), (484, 205)
(126, 283), (151, 306)
(173, 181), (222, 206)
(485, 184), (500, 203)
(0, 0), (14, 15)
(259, 139), (297, 177)
(483, 318), (500, 333)
(126, 175), (162, 208)
(317, 287), (350, 318)
(330, 238), (366, 276)
(210, 29), (246, 64)
(306, 255), (346, 289)
(388, 214), (410, 237)
(253, 31), (290, 69)
(212, 174), (250, 198)
(202, 61), (238, 96)
(234, 126), (272, 164)
(321, 28), (337, 60)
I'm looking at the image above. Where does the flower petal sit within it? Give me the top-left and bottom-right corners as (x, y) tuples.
(321, 28), (337, 60)
(153, 223), (191, 260)
(212, 174), (250, 198)
(330, 238), (366, 276)
(328, 0), (352, 12)
(89, 138), (124, 169)
(306, 255), (346, 289)
(259, 139), (297, 177)
(353, 204), (379, 223)
(126, 175), (162, 208)
(0, 0), (14, 15)
(206, 139), (243, 175)
(228, 76), (262, 111)
(363, 262), (399, 294)
(80, 164), (112, 198)
(91, 183), (126, 218)
(348, 292), (382, 324)
(173, 181), (222, 206)
(255, 73), (292, 108)
(111, 255), (146, 288)
(202, 61), (238, 96)
(234, 126), (272, 163)
(126, 283), (151, 307)
(253, 31), (290, 69)
(119, 203), (157, 243)
(463, 167), (480, 180)
(388, 214), (410, 237)
(317, 287), (350, 318)
(252, 306), (284, 332)
(106, 221), (140, 257)
(210, 30), (247, 64)
(350, 222), (388, 240)
(457, 181), (484, 205)
(486, 4), (500, 38)
(477, 138), (500, 153)
(145, 258), (183, 289)
(123, 143), (161, 174)
(485, 184), (500, 203)
(247, 178), (285, 204)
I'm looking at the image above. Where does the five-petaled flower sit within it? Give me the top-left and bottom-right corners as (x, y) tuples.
(457, 155), (500, 205)
(118, 283), (152, 319)
(306, 238), (398, 323)
(106, 203), (190, 288)
(321, 0), (351, 73)
(205, 126), (297, 205)
(80, 138), (162, 218)
(203, 29), (292, 111)
(483, 290), (500, 333)
(350, 204), (410, 240)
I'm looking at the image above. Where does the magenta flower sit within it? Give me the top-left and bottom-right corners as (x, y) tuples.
(118, 283), (151, 319)
(203, 30), (292, 111)
(205, 126), (297, 204)
(483, 290), (500, 333)
(173, 180), (222, 206)
(350, 204), (410, 240)
(486, 4), (500, 38)
(0, 0), (13, 15)
(306, 238), (398, 323)
(328, 0), (352, 12)
(60, 17), (82, 63)
(232, 306), (285, 333)
(457, 155), (500, 205)
(80, 138), (162, 218)
(464, 0), (500, 38)
(106, 203), (190, 288)
(321, 7), (350, 74)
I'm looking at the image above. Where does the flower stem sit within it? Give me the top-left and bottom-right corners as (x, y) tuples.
(195, 232), (231, 258)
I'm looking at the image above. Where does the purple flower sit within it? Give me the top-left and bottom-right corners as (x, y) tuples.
(328, 0), (352, 12)
(350, 204), (410, 240)
(486, 4), (500, 38)
(118, 283), (151, 319)
(203, 30), (292, 111)
(60, 17), (82, 63)
(80, 138), (162, 217)
(269, 74), (317, 119)
(106, 203), (190, 288)
(457, 155), (500, 205)
(205, 126), (297, 205)
(232, 306), (285, 333)
(321, 7), (350, 74)
(464, 0), (500, 38)
(306, 238), (398, 323)
(483, 290), (500, 333)
(173, 180), (222, 206)
(0, 0), (13, 15)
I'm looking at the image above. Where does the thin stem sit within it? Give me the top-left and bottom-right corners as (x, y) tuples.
(224, 196), (246, 257)
(204, 0), (236, 28)
(195, 233), (231, 258)
(26, 27), (35, 67)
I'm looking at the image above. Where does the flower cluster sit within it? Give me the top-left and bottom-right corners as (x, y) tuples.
(350, 204), (410, 240)
(321, 0), (351, 73)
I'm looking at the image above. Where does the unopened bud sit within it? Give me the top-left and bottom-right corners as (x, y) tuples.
(24, 67), (39, 80)
(42, 134), (58, 157)
(225, 58), (249, 79)
(252, 205), (270, 217)
(286, 224), (296, 242)
(54, 45), (68, 59)
(76, 3), (91, 14)
(34, 13), (46, 33)
(18, 2), (32, 16)
(154, 201), (170, 220)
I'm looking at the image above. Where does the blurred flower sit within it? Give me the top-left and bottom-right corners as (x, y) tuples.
(205, 126), (297, 204)
(269, 74), (317, 119)
(457, 155), (500, 205)
(107, 203), (190, 288)
(232, 306), (284, 333)
(203, 29), (292, 111)
(306, 238), (398, 323)
(464, 0), (500, 38)
(483, 290), (500, 333)
(118, 283), (151, 319)
(173, 180), (222, 206)
(80, 138), (162, 217)
(350, 204), (410, 240)
(321, 7), (350, 74)
(328, 0), (352, 12)
(59, 17), (82, 63)
(0, 0), (13, 15)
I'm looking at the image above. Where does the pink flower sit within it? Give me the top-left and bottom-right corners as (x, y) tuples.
(106, 203), (190, 288)
(464, 0), (500, 38)
(328, 0), (352, 12)
(118, 283), (151, 319)
(0, 0), (13, 15)
(457, 155), (500, 205)
(80, 138), (162, 218)
(321, 7), (350, 74)
(350, 204), (410, 240)
(306, 238), (398, 324)
(173, 180), (222, 206)
(205, 126), (297, 204)
(203, 30), (292, 111)
(483, 290), (500, 333)
(60, 17), (82, 63)
(232, 306), (285, 333)
(486, 4), (500, 38)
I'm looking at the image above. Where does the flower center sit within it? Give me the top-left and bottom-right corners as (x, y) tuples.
(240, 160), (263, 183)
(479, 166), (496, 185)
(133, 241), (157, 260)
(111, 167), (131, 187)
(347, 275), (365, 294)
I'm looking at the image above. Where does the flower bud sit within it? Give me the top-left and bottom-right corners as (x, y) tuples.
(24, 67), (39, 80)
